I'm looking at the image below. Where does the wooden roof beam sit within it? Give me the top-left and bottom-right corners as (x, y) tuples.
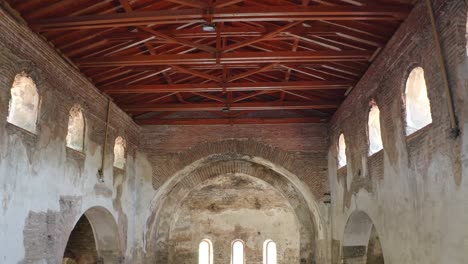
(31, 5), (412, 31)
(122, 101), (339, 112)
(76, 50), (373, 67)
(136, 117), (326, 125)
(103, 80), (353, 94)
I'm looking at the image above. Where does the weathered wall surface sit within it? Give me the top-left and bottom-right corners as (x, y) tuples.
(169, 174), (300, 264)
(328, 0), (468, 263)
(0, 5), (139, 263)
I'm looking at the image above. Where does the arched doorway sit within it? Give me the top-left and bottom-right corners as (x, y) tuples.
(342, 211), (384, 264)
(62, 207), (122, 263)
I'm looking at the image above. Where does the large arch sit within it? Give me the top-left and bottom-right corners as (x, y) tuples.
(143, 141), (328, 264)
(62, 206), (123, 263)
(342, 211), (384, 264)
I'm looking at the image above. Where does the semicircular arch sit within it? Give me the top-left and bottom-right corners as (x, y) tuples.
(144, 144), (327, 264)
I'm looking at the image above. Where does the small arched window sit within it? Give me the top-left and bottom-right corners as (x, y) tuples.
(7, 72), (39, 133)
(66, 104), (85, 151)
(338, 133), (347, 168)
(405, 67), (432, 135)
(263, 240), (277, 264)
(368, 103), (383, 155)
(231, 240), (244, 264)
(465, 14), (468, 55)
(113, 136), (126, 169)
(199, 239), (213, 264)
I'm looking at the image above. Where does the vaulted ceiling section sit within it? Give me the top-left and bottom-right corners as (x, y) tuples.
(4, 0), (414, 125)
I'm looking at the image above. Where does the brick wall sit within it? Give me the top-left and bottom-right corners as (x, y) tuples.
(328, 0), (468, 263)
(140, 123), (328, 153)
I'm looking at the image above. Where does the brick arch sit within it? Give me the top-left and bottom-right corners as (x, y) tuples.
(144, 142), (328, 263)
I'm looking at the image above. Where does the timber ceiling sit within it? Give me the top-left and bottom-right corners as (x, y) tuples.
(4, 0), (414, 125)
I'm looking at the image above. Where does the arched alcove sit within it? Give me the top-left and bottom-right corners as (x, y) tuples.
(62, 207), (122, 263)
(404, 67), (432, 135)
(342, 211), (384, 264)
(62, 215), (98, 264)
(144, 155), (324, 264)
(7, 72), (39, 133)
(66, 104), (85, 152)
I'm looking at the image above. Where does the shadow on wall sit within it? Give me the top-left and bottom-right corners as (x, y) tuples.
(342, 211), (384, 264)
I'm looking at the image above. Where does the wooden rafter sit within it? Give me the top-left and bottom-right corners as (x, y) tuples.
(103, 80), (353, 94)
(3, 0), (415, 125)
(31, 6), (411, 31)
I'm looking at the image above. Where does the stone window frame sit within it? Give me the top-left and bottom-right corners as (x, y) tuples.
(65, 104), (86, 153)
(366, 100), (384, 157)
(263, 239), (277, 264)
(198, 239), (213, 264)
(6, 71), (41, 135)
(401, 65), (433, 137)
(231, 239), (245, 264)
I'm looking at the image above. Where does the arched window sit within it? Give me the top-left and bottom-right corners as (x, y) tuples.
(263, 240), (277, 264)
(66, 104), (85, 151)
(368, 103), (383, 155)
(113, 136), (126, 169)
(231, 240), (244, 264)
(405, 67), (432, 135)
(338, 133), (347, 168)
(7, 72), (39, 133)
(465, 14), (468, 55)
(199, 239), (213, 264)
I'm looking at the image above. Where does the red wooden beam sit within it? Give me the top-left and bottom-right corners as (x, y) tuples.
(103, 80), (352, 94)
(121, 101), (339, 112)
(136, 117), (327, 125)
(76, 50), (373, 67)
(31, 6), (412, 31)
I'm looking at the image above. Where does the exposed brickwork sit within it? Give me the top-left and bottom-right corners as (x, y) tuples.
(141, 123), (328, 153)
(329, 0), (466, 205)
(328, 1), (468, 263)
(142, 137), (328, 199)
(0, 5), (136, 263)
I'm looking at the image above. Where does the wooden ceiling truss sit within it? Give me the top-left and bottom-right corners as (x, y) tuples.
(4, 0), (415, 125)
